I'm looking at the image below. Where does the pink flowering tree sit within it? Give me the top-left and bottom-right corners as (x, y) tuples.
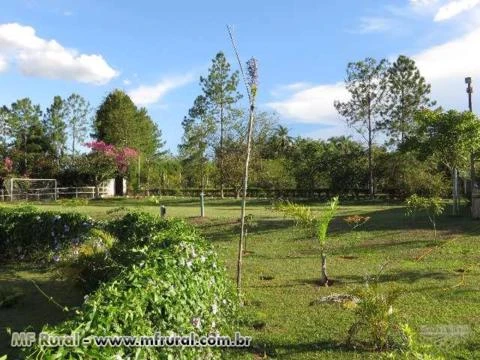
(0, 157), (13, 188)
(83, 141), (138, 197)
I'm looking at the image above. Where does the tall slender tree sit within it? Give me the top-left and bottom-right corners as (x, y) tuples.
(179, 96), (215, 189)
(334, 57), (389, 198)
(380, 55), (435, 146)
(0, 106), (11, 155)
(200, 52), (242, 197)
(6, 98), (43, 173)
(43, 96), (67, 163)
(64, 93), (91, 157)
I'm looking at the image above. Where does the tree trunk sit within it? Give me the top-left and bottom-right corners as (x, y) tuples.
(452, 168), (459, 216)
(368, 97), (374, 199)
(72, 125), (76, 159)
(244, 229), (248, 254)
(220, 105), (225, 199)
(237, 104), (255, 297)
(319, 253), (329, 286)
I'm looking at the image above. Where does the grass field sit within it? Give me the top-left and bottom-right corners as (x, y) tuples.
(1, 197), (480, 359)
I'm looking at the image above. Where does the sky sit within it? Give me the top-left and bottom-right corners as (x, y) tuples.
(1, 0), (480, 152)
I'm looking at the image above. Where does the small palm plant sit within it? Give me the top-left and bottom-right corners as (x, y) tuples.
(275, 197), (339, 286)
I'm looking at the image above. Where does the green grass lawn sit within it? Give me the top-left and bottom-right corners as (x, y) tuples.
(1, 197), (480, 359)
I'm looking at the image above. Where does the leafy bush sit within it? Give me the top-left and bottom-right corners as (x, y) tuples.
(406, 195), (445, 240)
(105, 211), (175, 247)
(0, 206), (94, 261)
(72, 228), (118, 292)
(23, 212), (236, 359)
(347, 282), (403, 351)
(383, 324), (445, 359)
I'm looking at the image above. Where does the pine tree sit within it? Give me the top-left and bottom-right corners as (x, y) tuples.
(334, 58), (389, 198)
(380, 55), (435, 146)
(199, 52), (242, 197)
(43, 96), (67, 162)
(179, 96), (215, 189)
(64, 93), (91, 157)
(6, 98), (44, 173)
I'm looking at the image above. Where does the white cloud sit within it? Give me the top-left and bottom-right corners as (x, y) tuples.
(269, 82), (311, 97)
(0, 55), (7, 72)
(63, 10), (74, 16)
(434, 0), (480, 21)
(414, 27), (480, 80)
(410, 0), (440, 7)
(413, 27), (480, 109)
(266, 83), (348, 125)
(123, 79), (131, 86)
(268, 25), (480, 135)
(0, 23), (118, 84)
(128, 74), (194, 106)
(356, 17), (394, 33)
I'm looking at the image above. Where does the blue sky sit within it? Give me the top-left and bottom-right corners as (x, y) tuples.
(1, 0), (479, 152)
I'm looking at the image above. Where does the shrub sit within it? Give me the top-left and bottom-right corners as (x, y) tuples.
(24, 212), (237, 360)
(73, 229), (118, 292)
(105, 211), (176, 247)
(0, 206), (94, 261)
(406, 195), (445, 240)
(383, 324), (445, 359)
(347, 282), (403, 351)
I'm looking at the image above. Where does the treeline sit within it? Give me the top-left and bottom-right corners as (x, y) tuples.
(0, 52), (478, 200)
(176, 52), (479, 201)
(0, 90), (163, 191)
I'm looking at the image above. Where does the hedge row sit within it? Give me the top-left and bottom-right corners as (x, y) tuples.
(0, 206), (94, 261)
(0, 208), (236, 359)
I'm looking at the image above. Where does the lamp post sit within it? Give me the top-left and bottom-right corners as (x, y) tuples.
(466, 77), (474, 210)
(466, 77), (473, 112)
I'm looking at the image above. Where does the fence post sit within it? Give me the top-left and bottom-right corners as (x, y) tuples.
(200, 192), (205, 217)
(75, 188), (78, 199)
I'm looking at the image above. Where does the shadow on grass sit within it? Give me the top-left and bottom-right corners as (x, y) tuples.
(199, 218), (298, 243)
(336, 270), (453, 284)
(79, 197), (272, 209)
(226, 340), (368, 358)
(0, 269), (85, 358)
(331, 204), (480, 236)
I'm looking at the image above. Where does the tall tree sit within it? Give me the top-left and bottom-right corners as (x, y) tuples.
(179, 96), (215, 189)
(94, 90), (162, 154)
(263, 125), (293, 158)
(200, 52), (242, 197)
(380, 55), (435, 146)
(43, 96), (67, 162)
(94, 90), (163, 191)
(64, 93), (91, 157)
(334, 57), (389, 198)
(0, 106), (11, 155)
(6, 98), (44, 173)
(322, 136), (368, 194)
(407, 109), (480, 214)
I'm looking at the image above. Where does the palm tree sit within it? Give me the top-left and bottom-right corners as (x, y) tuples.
(270, 125), (293, 156)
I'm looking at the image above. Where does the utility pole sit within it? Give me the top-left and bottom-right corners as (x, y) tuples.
(466, 77), (474, 212)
